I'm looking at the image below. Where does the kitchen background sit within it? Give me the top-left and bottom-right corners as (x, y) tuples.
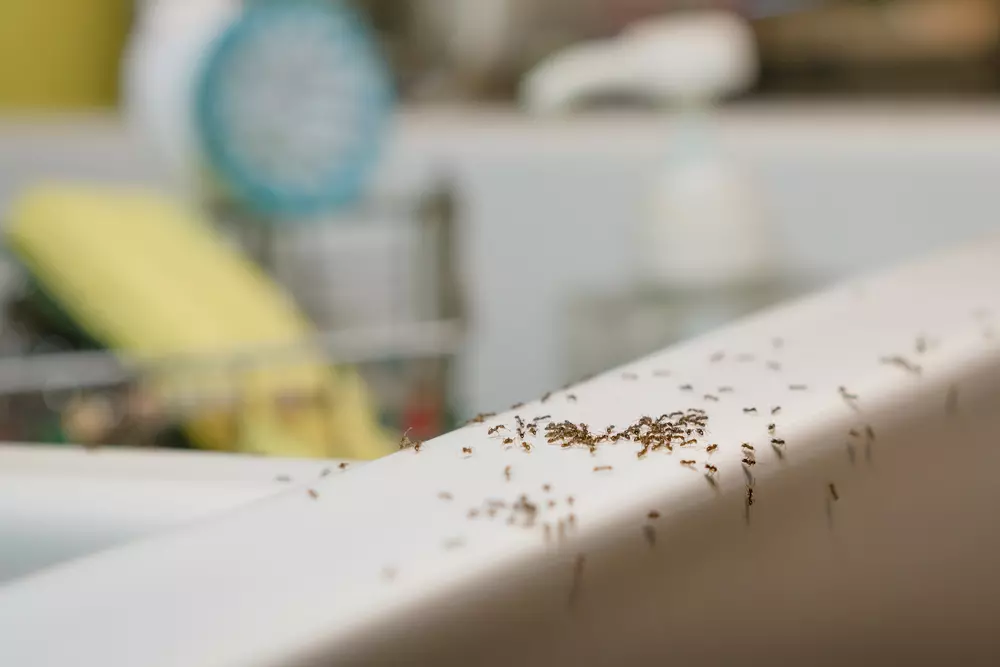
(1, 0), (998, 457)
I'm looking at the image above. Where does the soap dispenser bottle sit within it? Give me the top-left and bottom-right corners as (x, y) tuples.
(522, 11), (797, 380)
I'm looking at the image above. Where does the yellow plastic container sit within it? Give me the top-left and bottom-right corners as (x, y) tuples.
(0, 0), (131, 109)
(7, 184), (394, 460)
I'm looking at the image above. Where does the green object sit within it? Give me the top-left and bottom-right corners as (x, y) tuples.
(35, 417), (69, 445)
(19, 277), (102, 350)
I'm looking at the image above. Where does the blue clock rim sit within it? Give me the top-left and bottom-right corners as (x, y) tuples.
(193, 0), (393, 218)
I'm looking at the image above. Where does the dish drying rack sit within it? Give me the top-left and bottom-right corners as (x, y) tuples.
(0, 182), (467, 450)
(0, 319), (464, 449)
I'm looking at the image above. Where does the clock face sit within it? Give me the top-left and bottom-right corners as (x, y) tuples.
(194, 1), (392, 216)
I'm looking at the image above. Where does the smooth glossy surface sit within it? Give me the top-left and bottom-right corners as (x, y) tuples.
(2, 237), (1000, 665)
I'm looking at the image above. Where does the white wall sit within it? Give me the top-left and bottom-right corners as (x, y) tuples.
(2, 105), (999, 413)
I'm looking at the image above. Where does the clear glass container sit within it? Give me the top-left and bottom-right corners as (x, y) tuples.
(562, 277), (809, 383)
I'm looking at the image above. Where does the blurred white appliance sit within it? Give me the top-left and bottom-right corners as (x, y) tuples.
(521, 11), (793, 381)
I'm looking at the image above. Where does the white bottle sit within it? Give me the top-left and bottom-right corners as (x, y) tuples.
(522, 12), (787, 378)
(524, 10), (771, 289)
(120, 0), (241, 198)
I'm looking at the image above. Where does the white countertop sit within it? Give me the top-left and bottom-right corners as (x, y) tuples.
(2, 233), (1000, 665)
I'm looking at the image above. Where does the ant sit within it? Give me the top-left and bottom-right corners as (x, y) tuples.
(504, 465), (512, 481)
(828, 483), (839, 501)
(521, 442), (532, 452)
(541, 391), (553, 403)
(307, 489), (319, 499)
(502, 437), (514, 445)
(704, 463), (718, 475)
(511, 402), (525, 409)
(742, 443), (755, 451)
(534, 415), (551, 422)
(846, 440), (857, 465)
(741, 457), (756, 466)
(746, 487), (755, 506)
(771, 406), (782, 415)
(704, 394), (719, 402)
(705, 444), (718, 454)
(648, 510), (661, 519)
(679, 384), (694, 391)
(680, 459), (697, 467)
(338, 462), (349, 470)
(488, 424), (507, 435)
(767, 423), (776, 434)
(438, 491), (453, 501)
(770, 438), (785, 445)
(879, 355), (922, 375)
(462, 447), (473, 455)
(566, 394), (578, 402)
(399, 428), (422, 452)
(443, 537), (465, 551)
(593, 465), (613, 472)
(743, 407), (758, 414)
(718, 386), (734, 393)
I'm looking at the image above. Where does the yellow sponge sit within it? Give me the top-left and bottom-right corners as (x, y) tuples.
(7, 184), (393, 459)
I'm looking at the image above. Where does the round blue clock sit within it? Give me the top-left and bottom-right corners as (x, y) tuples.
(194, 0), (392, 217)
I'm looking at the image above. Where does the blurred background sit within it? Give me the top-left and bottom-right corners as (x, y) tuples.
(0, 0), (999, 458)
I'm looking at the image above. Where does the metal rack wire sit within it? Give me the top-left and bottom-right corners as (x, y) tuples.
(0, 319), (463, 449)
(0, 180), (466, 449)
